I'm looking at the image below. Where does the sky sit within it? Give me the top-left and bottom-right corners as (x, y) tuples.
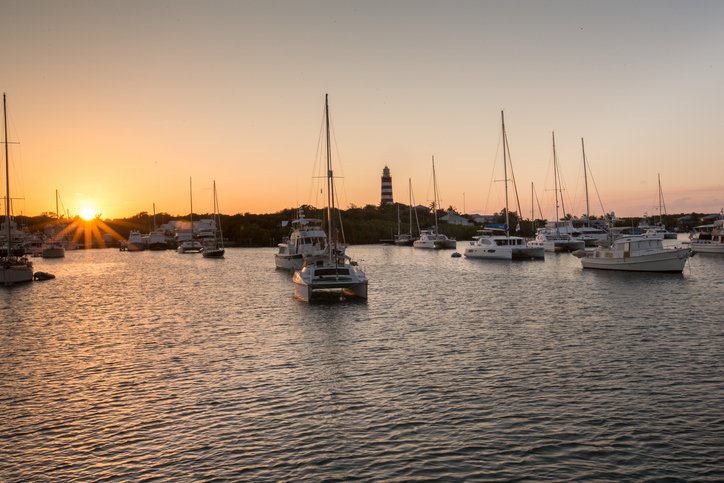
(2, 0), (724, 221)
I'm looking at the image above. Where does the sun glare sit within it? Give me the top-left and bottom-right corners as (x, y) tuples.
(81, 209), (96, 220)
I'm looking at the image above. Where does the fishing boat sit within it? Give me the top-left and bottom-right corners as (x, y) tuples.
(689, 217), (724, 254)
(575, 235), (690, 272)
(275, 207), (328, 269)
(1, 94), (33, 284)
(178, 178), (203, 253)
(202, 181), (225, 258)
(464, 111), (544, 260)
(414, 157), (456, 249)
(293, 95), (368, 301)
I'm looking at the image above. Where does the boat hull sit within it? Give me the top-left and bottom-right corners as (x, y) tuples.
(275, 253), (304, 270)
(41, 246), (65, 258)
(434, 239), (457, 249)
(202, 248), (225, 258)
(581, 249), (689, 272)
(292, 265), (368, 301)
(0, 263), (34, 284)
(690, 242), (724, 254)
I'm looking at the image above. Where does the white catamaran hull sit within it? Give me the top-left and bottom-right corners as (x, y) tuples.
(293, 269), (368, 301)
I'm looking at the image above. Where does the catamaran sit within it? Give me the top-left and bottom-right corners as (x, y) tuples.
(292, 95), (368, 301)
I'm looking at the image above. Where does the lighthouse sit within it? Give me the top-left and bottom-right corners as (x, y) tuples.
(381, 166), (393, 204)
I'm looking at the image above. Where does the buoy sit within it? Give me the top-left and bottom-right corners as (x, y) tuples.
(33, 271), (56, 281)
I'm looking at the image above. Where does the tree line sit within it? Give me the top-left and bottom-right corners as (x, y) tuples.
(9, 205), (717, 247)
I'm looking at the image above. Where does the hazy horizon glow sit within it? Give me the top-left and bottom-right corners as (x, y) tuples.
(2, 1), (723, 221)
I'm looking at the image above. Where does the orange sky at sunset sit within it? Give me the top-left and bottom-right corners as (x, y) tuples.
(2, 1), (724, 221)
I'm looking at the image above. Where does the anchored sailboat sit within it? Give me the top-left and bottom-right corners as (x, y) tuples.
(202, 180), (225, 258)
(292, 94), (368, 301)
(1, 93), (33, 284)
(464, 111), (544, 260)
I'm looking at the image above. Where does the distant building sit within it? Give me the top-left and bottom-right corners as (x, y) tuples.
(381, 166), (393, 204)
(472, 214), (496, 225)
(441, 210), (471, 226)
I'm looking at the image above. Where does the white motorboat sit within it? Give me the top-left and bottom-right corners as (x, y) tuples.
(125, 230), (146, 251)
(575, 236), (690, 272)
(1, 94), (33, 284)
(275, 208), (328, 270)
(147, 229), (167, 250)
(414, 229), (455, 249)
(177, 239), (203, 253)
(465, 229), (544, 260)
(413, 156), (456, 249)
(643, 224), (677, 240)
(293, 95), (368, 301)
(202, 181), (225, 258)
(689, 218), (724, 254)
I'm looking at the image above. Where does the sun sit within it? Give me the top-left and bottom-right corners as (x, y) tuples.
(80, 208), (96, 220)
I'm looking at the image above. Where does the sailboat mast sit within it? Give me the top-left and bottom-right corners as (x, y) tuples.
(658, 173), (663, 224)
(432, 156), (439, 232)
(3, 94), (10, 253)
(56, 189), (60, 225)
(153, 203), (157, 230)
(552, 132), (560, 232)
(531, 182), (534, 234)
(582, 138), (590, 227)
(189, 177), (193, 236)
(212, 180), (224, 248)
(325, 94), (334, 264)
(502, 111), (510, 236)
(408, 178), (412, 234)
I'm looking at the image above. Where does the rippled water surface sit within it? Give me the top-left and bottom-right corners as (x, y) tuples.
(2, 240), (724, 482)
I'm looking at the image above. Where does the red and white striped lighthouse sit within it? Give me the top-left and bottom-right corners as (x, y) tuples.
(381, 166), (393, 204)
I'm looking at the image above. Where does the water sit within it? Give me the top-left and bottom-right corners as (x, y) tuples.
(2, 240), (724, 482)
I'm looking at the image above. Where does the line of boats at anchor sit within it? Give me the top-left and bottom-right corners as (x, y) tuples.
(124, 179), (225, 258)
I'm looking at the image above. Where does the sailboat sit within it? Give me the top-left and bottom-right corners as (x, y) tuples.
(177, 178), (203, 253)
(463, 111), (544, 260)
(202, 180), (225, 258)
(41, 189), (66, 258)
(394, 178), (418, 246)
(147, 203), (167, 250)
(529, 132), (585, 252)
(413, 157), (456, 249)
(1, 94), (33, 284)
(293, 94), (368, 301)
(643, 174), (677, 240)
